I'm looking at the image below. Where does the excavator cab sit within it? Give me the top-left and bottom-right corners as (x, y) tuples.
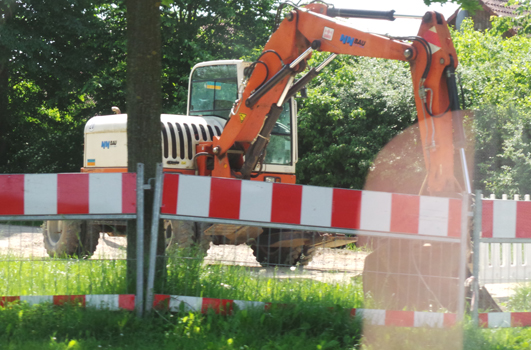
(188, 60), (298, 182)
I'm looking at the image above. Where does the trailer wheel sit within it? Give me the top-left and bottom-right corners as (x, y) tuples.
(250, 244), (316, 267)
(42, 220), (100, 258)
(165, 220), (211, 255)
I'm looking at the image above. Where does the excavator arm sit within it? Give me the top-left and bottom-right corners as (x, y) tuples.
(210, 2), (470, 197)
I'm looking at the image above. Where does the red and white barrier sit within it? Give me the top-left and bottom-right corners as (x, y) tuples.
(161, 174), (462, 239)
(5, 293), (531, 329)
(479, 312), (531, 328)
(0, 294), (135, 311)
(482, 199), (531, 239)
(153, 294), (457, 328)
(0, 173), (136, 216)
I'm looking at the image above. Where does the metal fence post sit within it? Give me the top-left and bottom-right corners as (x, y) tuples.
(472, 190), (482, 326)
(145, 163), (163, 314)
(457, 192), (469, 321)
(136, 163), (145, 317)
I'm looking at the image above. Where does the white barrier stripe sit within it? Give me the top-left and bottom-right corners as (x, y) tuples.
(233, 300), (266, 310)
(300, 185), (333, 227)
(419, 196), (449, 236)
(20, 295), (53, 305)
(414, 311), (443, 328)
(493, 200), (517, 239)
(176, 176), (211, 217)
(488, 312), (511, 328)
(360, 192), (392, 232)
(169, 295), (202, 312)
(89, 173), (123, 214)
(239, 181), (273, 222)
(86, 294), (119, 310)
(356, 308), (386, 326)
(24, 174), (57, 215)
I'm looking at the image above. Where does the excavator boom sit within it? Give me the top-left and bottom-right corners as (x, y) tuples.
(209, 3), (469, 197)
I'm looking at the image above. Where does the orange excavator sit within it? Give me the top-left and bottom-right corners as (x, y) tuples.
(194, 2), (473, 311)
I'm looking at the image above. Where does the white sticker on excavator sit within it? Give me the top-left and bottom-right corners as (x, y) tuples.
(323, 27), (334, 41)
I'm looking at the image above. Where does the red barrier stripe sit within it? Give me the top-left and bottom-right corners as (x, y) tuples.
(511, 312), (531, 327)
(202, 298), (234, 315)
(447, 198), (462, 238)
(331, 188), (362, 229)
(0, 175), (24, 215)
(385, 310), (414, 327)
(516, 201), (531, 239)
(57, 174), (89, 214)
(161, 174), (179, 214)
(209, 177), (241, 219)
(153, 294), (171, 310)
(118, 295), (136, 311)
(53, 295), (86, 307)
(390, 194), (419, 234)
(443, 313), (457, 327)
(481, 200), (494, 238)
(0, 296), (20, 307)
(121, 173), (137, 214)
(271, 183), (302, 224)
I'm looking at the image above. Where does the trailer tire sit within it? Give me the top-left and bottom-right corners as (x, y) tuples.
(250, 244), (316, 267)
(165, 220), (211, 255)
(42, 220), (99, 258)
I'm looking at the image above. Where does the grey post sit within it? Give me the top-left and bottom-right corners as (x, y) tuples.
(136, 163), (145, 317)
(472, 190), (482, 325)
(145, 163), (164, 314)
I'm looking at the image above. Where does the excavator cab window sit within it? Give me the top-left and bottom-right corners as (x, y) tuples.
(265, 103), (292, 165)
(189, 63), (294, 167)
(189, 65), (238, 119)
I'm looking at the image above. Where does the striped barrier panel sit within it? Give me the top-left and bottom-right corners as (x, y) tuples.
(482, 199), (531, 239)
(0, 294), (135, 311)
(4, 294), (531, 328)
(153, 295), (457, 328)
(0, 173), (136, 217)
(161, 174), (463, 240)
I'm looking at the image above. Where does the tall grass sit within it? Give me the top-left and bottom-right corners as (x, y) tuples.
(0, 248), (364, 310)
(164, 248), (364, 308)
(0, 255), (128, 296)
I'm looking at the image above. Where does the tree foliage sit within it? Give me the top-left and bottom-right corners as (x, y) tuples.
(0, 0), (276, 174)
(452, 18), (531, 196)
(296, 55), (416, 189)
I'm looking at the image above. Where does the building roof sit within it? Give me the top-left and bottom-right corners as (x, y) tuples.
(479, 0), (520, 18)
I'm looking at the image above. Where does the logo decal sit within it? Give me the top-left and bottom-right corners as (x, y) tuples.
(87, 159), (96, 166)
(340, 34), (366, 48)
(101, 140), (117, 149)
(239, 113), (247, 123)
(323, 27), (334, 41)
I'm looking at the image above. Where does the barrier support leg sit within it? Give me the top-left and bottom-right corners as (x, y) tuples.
(457, 192), (470, 321)
(136, 163), (145, 317)
(472, 190), (482, 326)
(145, 163), (164, 314)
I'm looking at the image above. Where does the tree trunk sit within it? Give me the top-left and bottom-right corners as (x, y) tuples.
(125, 0), (165, 301)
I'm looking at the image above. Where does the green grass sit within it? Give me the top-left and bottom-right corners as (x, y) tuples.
(2, 249), (531, 349)
(0, 255), (128, 296)
(164, 249), (364, 308)
(0, 301), (362, 350)
(2, 302), (531, 350)
(506, 282), (531, 312)
(0, 249), (363, 309)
